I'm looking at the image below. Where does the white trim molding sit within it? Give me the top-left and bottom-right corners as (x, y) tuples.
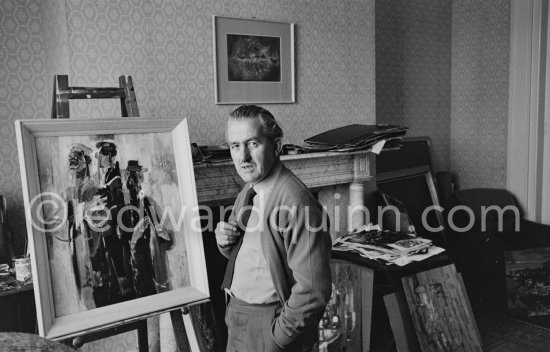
(507, 0), (550, 223)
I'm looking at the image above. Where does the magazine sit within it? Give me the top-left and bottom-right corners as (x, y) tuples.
(387, 238), (432, 254)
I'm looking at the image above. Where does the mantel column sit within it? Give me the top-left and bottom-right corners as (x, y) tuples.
(349, 153), (374, 232)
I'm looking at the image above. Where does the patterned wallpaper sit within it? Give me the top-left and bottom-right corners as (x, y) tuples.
(0, 0), (48, 254)
(0, 0), (512, 349)
(377, 0), (510, 191)
(451, 0), (510, 189)
(376, 0), (452, 174)
(63, 0), (377, 143)
(1, 0), (376, 250)
(1, 0), (375, 350)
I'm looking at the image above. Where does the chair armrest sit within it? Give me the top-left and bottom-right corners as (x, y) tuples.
(503, 219), (550, 250)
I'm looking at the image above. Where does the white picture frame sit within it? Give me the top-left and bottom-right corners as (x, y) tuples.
(15, 118), (209, 340)
(213, 15), (295, 104)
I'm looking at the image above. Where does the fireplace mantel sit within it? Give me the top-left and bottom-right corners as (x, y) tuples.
(193, 149), (376, 233)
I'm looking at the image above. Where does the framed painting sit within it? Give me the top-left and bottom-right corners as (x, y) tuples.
(15, 118), (209, 340)
(212, 16), (295, 104)
(317, 260), (374, 352)
(506, 247), (550, 318)
(402, 264), (482, 352)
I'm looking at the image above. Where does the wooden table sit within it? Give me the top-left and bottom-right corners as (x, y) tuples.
(0, 279), (36, 333)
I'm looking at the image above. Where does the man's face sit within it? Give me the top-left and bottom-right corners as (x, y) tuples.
(227, 118), (281, 184)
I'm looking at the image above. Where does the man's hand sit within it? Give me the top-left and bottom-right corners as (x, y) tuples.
(215, 220), (240, 248)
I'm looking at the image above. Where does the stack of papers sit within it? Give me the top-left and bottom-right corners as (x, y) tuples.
(333, 227), (445, 266)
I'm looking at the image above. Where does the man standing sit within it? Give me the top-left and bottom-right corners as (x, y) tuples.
(215, 105), (332, 352)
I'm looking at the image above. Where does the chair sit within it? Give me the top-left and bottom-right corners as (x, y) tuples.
(444, 188), (550, 318)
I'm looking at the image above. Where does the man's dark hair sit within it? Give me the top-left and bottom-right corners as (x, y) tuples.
(229, 105), (283, 141)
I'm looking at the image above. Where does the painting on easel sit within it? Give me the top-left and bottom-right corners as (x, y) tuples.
(16, 118), (208, 340)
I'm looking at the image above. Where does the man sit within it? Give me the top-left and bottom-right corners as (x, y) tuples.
(215, 105), (332, 352)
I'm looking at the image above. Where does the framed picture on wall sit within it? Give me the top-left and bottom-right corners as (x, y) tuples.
(212, 16), (295, 104)
(15, 118), (209, 340)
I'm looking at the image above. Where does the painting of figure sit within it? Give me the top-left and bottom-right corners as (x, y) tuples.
(34, 132), (189, 317)
(17, 118), (208, 339)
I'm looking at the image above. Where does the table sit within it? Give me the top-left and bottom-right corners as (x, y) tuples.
(0, 279), (36, 333)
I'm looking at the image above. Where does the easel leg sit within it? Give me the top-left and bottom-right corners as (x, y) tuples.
(171, 308), (191, 352)
(137, 319), (148, 352)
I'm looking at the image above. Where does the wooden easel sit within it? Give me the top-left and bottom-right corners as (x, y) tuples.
(52, 74), (139, 119)
(51, 74), (192, 351)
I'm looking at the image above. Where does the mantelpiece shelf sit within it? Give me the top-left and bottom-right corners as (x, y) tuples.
(193, 149), (375, 205)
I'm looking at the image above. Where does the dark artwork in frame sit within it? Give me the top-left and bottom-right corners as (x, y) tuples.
(226, 34), (281, 82)
(506, 247), (550, 323)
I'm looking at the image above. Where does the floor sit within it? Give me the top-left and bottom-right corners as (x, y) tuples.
(364, 314), (550, 352)
(478, 315), (550, 352)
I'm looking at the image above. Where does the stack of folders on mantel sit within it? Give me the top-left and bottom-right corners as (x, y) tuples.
(333, 224), (445, 266)
(286, 124), (408, 154)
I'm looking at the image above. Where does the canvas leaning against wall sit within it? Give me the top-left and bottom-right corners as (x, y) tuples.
(15, 118), (208, 340)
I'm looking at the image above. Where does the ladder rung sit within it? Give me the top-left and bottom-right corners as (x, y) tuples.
(58, 87), (126, 100)
(52, 75), (139, 119)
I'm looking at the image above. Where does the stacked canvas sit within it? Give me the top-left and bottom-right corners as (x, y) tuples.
(298, 124), (408, 153)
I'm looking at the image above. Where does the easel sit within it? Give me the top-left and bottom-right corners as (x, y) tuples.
(52, 75), (139, 119)
(51, 74), (193, 351)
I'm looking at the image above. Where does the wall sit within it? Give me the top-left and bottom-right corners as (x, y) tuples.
(0, 0), (49, 254)
(0, 0), (375, 350)
(376, 0), (452, 174)
(1, 0), (375, 254)
(451, 0), (510, 189)
(376, 0), (510, 191)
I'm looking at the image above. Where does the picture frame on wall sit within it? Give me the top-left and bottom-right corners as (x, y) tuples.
(15, 118), (209, 340)
(212, 16), (295, 104)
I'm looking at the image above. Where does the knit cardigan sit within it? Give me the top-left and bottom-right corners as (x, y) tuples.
(219, 164), (332, 350)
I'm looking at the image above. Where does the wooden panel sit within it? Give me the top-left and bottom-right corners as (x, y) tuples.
(401, 264), (482, 352)
(318, 259), (374, 352)
(360, 266), (374, 352)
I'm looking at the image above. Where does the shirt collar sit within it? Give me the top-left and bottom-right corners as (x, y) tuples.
(250, 162), (282, 195)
